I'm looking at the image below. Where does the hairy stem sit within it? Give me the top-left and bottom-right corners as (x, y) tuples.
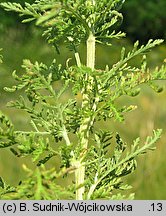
(87, 33), (95, 70)
(75, 33), (96, 200)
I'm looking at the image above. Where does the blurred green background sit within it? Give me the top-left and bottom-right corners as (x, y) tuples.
(0, 0), (166, 199)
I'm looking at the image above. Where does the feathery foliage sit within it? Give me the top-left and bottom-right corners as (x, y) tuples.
(0, 0), (166, 200)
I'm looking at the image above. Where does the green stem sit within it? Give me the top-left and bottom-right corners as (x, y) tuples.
(74, 52), (81, 67)
(35, 168), (43, 199)
(75, 32), (96, 200)
(87, 33), (95, 70)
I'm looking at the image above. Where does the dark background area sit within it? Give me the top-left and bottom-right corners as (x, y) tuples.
(121, 0), (166, 43)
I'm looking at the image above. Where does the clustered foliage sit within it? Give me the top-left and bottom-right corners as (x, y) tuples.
(0, 0), (166, 200)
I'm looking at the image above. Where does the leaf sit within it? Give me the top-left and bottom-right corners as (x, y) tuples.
(10, 148), (20, 157)
(0, 49), (3, 63)
(36, 9), (59, 25)
(148, 82), (164, 93)
(37, 153), (55, 166)
(0, 177), (5, 189)
(22, 17), (36, 23)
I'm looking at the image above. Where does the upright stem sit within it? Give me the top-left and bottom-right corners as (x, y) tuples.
(87, 32), (95, 70)
(75, 32), (96, 200)
(74, 52), (81, 67)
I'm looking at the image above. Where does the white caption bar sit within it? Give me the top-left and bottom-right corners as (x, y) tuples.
(0, 201), (166, 215)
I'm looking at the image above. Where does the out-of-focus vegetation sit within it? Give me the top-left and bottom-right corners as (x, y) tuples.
(0, 0), (166, 199)
(0, 0), (34, 32)
(120, 0), (166, 42)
